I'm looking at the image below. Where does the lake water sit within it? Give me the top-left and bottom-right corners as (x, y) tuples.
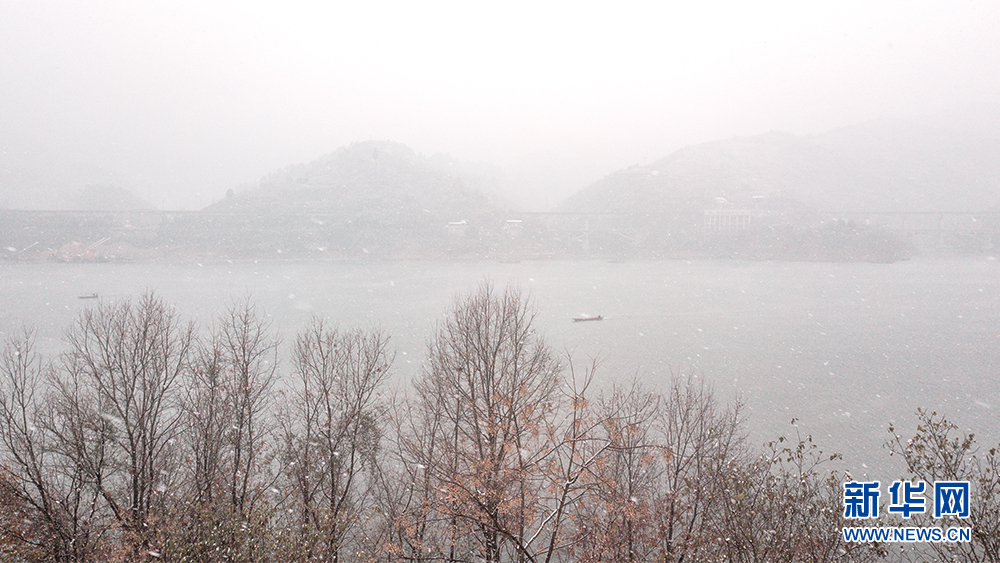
(2, 257), (999, 478)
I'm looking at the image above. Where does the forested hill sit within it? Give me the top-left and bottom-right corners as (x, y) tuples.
(182, 141), (511, 258)
(208, 141), (505, 221)
(552, 116), (1000, 260)
(560, 117), (1000, 215)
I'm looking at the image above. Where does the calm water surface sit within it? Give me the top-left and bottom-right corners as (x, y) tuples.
(2, 257), (999, 477)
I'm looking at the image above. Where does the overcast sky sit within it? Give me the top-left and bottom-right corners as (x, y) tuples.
(2, 0), (999, 210)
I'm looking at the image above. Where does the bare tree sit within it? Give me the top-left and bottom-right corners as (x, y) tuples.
(279, 318), (392, 562)
(0, 328), (106, 562)
(42, 358), (120, 562)
(58, 292), (195, 556)
(381, 384), (459, 563)
(164, 296), (281, 563)
(402, 282), (564, 563)
(572, 380), (662, 563)
(887, 409), (1000, 563)
(184, 342), (229, 507)
(715, 423), (882, 563)
(215, 296), (280, 518)
(531, 357), (612, 563)
(565, 375), (747, 563)
(650, 375), (746, 563)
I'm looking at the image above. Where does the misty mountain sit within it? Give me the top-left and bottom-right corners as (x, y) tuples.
(553, 116), (1000, 260)
(209, 141), (504, 219)
(810, 118), (1000, 211)
(177, 141), (511, 258)
(70, 184), (154, 211)
(561, 116), (1000, 214)
(0, 148), (123, 210)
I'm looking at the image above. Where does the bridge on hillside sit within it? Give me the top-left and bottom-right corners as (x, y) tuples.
(516, 212), (636, 252)
(824, 211), (1000, 250)
(824, 211), (1000, 231)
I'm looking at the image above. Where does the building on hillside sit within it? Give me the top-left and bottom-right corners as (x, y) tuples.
(704, 209), (753, 233)
(446, 219), (468, 237)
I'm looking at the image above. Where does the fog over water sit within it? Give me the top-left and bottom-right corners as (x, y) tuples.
(3, 257), (999, 478)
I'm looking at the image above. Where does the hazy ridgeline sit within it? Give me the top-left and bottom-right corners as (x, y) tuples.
(2, 285), (998, 563)
(14, 131), (999, 264)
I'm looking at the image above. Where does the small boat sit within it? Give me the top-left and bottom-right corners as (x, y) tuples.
(78, 293), (99, 300)
(573, 315), (603, 322)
